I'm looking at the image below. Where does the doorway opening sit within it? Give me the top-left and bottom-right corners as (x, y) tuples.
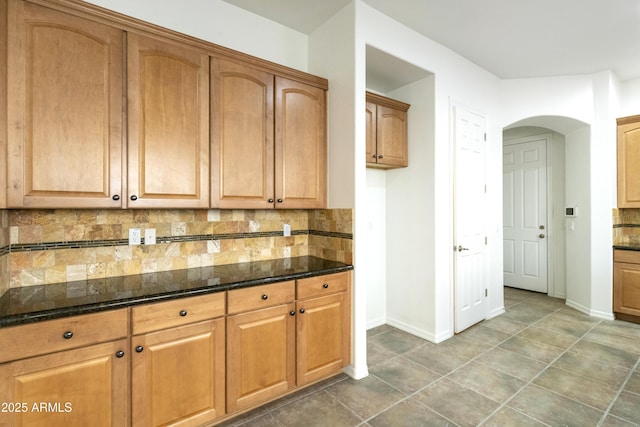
(503, 125), (567, 299)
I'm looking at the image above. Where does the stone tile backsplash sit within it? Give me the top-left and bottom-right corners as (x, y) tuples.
(1, 208), (352, 290)
(613, 208), (640, 245)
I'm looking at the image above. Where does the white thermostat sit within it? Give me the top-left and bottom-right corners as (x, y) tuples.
(565, 207), (578, 217)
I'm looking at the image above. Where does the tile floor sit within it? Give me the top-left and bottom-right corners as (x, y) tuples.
(217, 287), (640, 426)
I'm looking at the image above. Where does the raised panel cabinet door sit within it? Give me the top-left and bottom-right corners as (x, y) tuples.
(614, 262), (640, 317)
(617, 117), (640, 208)
(127, 33), (210, 208)
(296, 292), (350, 386)
(376, 104), (408, 167)
(0, 339), (129, 427)
(7, 2), (124, 208)
(211, 58), (274, 209)
(275, 77), (327, 209)
(131, 319), (225, 427)
(226, 303), (295, 413)
(365, 101), (377, 164)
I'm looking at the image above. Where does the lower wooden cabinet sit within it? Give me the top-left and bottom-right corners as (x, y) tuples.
(0, 271), (352, 426)
(226, 303), (296, 413)
(0, 339), (130, 427)
(614, 249), (640, 321)
(131, 319), (226, 427)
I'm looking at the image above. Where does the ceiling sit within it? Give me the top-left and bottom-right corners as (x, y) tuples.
(223, 0), (640, 86)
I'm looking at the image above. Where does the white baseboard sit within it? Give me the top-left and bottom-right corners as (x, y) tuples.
(487, 306), (505, 319)
(565, 299), (615, 320)
(386, 317), (452, 343)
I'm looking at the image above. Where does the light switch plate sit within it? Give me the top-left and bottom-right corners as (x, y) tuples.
(283, 224), (291, 237)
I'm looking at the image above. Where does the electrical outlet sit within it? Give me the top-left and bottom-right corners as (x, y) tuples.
(283, 223), (291, 237)
(145, 228), (156, 245)
(129, 228), (141, 245)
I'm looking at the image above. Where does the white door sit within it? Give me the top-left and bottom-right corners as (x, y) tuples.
(453, 105), (487, 333)
(503, 139), (548, 293)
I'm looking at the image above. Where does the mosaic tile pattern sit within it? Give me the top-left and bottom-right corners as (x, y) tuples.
(613, 208), (640, 245)
(2, 209), (352, 289)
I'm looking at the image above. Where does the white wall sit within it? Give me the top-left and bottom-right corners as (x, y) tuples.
(619, 77), (640, 117)
(84, 0), (309, 72)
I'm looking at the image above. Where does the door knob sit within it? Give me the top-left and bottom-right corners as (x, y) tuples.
(539, 225), (545, 230)
(457, 245), (469, 252)
(539, 234), (545, 238)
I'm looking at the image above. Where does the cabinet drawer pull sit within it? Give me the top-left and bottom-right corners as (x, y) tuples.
(63, 331), (73, 339)
(268, 198), (274, 203)
(130, 195), (138, 201)
(323, 283), (329, 289)
(115, 350), (125, 358)
(112, 194), (120, 201)
(299, 308), (305, 314)
(135, 345), (144, 353)
(179, 310), (187, 317)
(261, 294), (268, 300)
(277, 198), (283, 203)
(289, 310), (296, 316)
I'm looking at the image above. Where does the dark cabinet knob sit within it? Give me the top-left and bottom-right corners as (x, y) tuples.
(268, 198), (274, 203)
(299, 308), (305, 314)
(63, 331), (73, 339)
(179, 309), (187, 317)
(112, 194), (120, 201)
(323, 283), (329, 289)
(130, 195), (138, 201)
(261, 294), (268, 300)
(277, 198), (283, 203)
(372, 154), (378, 158)
(135, 345), (144, 353)
(378, 155), (384, 159)
(115, 350), (125, 358)
(289, 311), (295, 316)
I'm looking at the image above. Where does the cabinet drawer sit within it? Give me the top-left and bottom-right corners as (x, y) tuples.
(0, 309), (128, 363)
(297, 271), (350, 300)
(614, 249), (640, 264)
(227, 281), (295, 315)
(132, 292), (226, 335)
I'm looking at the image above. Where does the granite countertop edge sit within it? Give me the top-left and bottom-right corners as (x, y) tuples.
(0, 256), (353, 328)
(613, 245), (640, 251)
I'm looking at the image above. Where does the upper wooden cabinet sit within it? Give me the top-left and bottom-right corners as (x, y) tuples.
(127, 33), (210, 208)
(366, 91), (410, 169)
(617, 115), (640, 208)
(6, 1), (124, 208)
(211, 59), (327, 209)
(211, 58), (275, 209)
(4, 0), (328, 209)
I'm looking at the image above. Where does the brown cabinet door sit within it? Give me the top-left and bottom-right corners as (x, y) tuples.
(296, 292), (350, 386)
(614, 261), (640, 317)
(0, 339), (129, 427)
(211, 59), (274, 209)
(376, 104), (408, 167)
(131, 318), (225, 427)
(365, 101), (378, 164)
(617, 118), (640, 208)
(275, 77), (327, 209)
(127, 33), (210, 208)
(226, 303), (295, 413)
(7, 2), (124, 208)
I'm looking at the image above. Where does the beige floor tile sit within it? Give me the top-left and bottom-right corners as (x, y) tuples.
(448, 361), (526, 403)
(533, 366), (620, 410)
(369, 356), (441, 395)
(508, 384), (603, 426)
(414, 378), (500, 427)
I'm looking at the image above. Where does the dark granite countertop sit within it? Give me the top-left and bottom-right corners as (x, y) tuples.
(613, 245), (640, 251)
(0, 256), (353, 328)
